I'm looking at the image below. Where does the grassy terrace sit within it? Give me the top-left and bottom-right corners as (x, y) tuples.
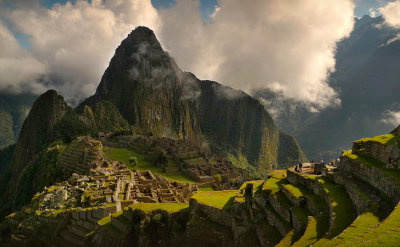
(262, 170), (287, 194)
(314, 177), (357, 245)
(354, 133), (399, 146)
(324, 208), (381, 246)
(191, 190), (237, 210)
(292, 216), (318, 247)
(128, 203), (189, 213)
(198, 186), (215, 191)
(343, 150), (400, 185)
(104, 147), (197, 184)
(239, 180), (265, 199)
(276, 231), (294, 247)
(357, 201), (400, 246)
(283, 183), (304, 199)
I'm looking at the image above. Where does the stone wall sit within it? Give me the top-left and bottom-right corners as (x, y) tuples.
(341, 156), (400, 205)
(328, 173), (370, 214)
(189, 199), (233, 228)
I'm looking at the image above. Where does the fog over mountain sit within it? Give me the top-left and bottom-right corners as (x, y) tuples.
(0, 0), (354, 108)
(256, 14), (400, 160)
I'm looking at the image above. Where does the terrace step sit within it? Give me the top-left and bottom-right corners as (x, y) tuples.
(275, 231), (294, 247)
(329, 172), (392, 216)
(59, 229), (86, 247)
(312, 177), (357, 244)
(254, 222), (282, 247)
(291, 216), (318, 247)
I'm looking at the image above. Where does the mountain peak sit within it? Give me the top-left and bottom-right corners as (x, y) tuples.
(128, 26), (156, 38)
(11, 89), (69, 174)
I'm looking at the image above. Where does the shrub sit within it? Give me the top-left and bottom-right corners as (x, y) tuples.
(213, 174), (222, 185)
(129, 156), (138, 168)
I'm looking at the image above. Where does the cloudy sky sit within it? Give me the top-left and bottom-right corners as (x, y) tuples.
(0, 0), (400, 107)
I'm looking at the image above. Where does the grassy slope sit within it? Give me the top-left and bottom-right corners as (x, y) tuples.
(128, 203), (189, 213)
(313, 177), (357, 246)
(191, 191), (237, 210)
(292, 216), (318, 247)
(104, 147), (196, 184)
(355, 133), (398, 146)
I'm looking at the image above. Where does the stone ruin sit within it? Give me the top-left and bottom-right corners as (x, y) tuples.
(106, 135), (241, 184)
(351, 134), (400, 169)
(58, 136), (104, 176)
(36, 161), (198, 212)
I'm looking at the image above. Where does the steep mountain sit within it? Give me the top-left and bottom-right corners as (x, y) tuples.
(0, 90), (130, 216)
(257, 15), (400, 160)
(81, 26), (305, 173)
(0, 93), (36, 148)
(0, 26), (304, 218)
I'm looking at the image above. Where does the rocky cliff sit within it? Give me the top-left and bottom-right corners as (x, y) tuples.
(81, 26), (305, 172)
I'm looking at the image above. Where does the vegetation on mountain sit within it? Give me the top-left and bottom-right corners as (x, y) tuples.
(0, 93), (36, 149)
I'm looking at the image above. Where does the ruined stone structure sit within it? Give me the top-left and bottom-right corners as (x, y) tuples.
(106, 135), (241, 184)
(351, 134), (400, 169)
(58, 136), (104, 176)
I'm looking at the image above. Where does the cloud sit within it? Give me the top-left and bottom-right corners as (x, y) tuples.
(0, 0), (354, 110)
(380, 0), (400, 28)
(157, 0), (355, 110)
(369, 7), (378, 17)
(0, 20), (46, 94)
(1, 0), (160, 104)
(382, 110), (400, 126)
(380, 32), (400, 46)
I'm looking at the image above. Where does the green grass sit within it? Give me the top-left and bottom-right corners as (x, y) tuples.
(191, 190), (237, 210)
(199, 186), (215, 191)
(262, 170), (287, 194)
(283, 184), (304, 199)
(239, 180), (265, 191)
(355, 133), (398, 146)
(313, 177), (357, 245)
(292, 216), (318, 247)
(127, 203), (189, 213)
(276, 231), (294, 247)
(98, 216), (111, 226)
(105, 147), (196, 184)
(357, 201), (400, 246)
(323, 210), (381, 246)
(344, 150), (400, 185)
(227, 153), (250, 169)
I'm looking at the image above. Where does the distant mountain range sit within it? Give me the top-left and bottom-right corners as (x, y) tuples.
(256, 15), (400, 160)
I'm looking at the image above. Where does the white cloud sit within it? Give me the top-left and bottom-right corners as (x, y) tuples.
(0, 20), (46, 94)
(2, 0), (160, 104)
(382, 110), (400, 126)
(157, 0), (354, 110)
(380, 32), (400, 46)
(369, 7), (378, 17)
(380, 0), (400, 28)
(0, 0), (354, 109)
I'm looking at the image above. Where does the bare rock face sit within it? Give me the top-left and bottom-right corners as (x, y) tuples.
(81, 26), (305, 171)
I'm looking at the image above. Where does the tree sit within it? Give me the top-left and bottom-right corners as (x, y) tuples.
(129, 156), (138, 168)
(213, 174), (222, 185)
